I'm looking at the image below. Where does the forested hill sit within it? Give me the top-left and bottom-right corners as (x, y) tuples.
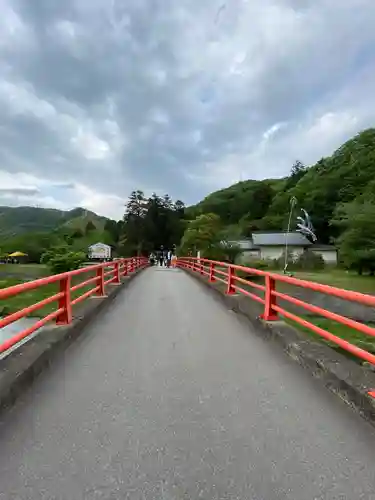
(188, 128), (375, 244)
(0, 206), (109, 239)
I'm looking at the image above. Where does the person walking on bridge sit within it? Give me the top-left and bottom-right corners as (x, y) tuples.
(158, 248), (164, 267)
(171, 252), (177, 268)
(166, 249), (172, 268)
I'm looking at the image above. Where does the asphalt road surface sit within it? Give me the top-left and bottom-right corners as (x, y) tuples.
(1, 267), (375, 499)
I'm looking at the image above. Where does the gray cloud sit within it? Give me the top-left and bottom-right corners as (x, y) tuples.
(1, 0), (375, 218)
(0, 187), (39, 196)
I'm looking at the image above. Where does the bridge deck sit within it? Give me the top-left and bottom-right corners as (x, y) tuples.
(0, 267), (375, 499)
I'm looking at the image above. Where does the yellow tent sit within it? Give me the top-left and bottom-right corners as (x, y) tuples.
(8, 251), (28, 257)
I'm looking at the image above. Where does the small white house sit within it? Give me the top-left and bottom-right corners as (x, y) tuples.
(310, 245), (338, 264)
(88, 242), (111, 260)
(250, 232), (337, 264)
(233, 232), (337, 265)
(229, 239), (259, 264)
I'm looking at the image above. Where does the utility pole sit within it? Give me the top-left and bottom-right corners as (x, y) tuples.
(284, 196), (297, 274)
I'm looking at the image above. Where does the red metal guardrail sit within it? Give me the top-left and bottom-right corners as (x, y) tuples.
(177, 257), (375, 368)
(0, 257), (148, 354)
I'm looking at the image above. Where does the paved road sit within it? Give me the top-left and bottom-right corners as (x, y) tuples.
(1, 268), (375, 499)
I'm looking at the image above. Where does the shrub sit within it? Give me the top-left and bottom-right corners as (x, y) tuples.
(276, 249), (325, 271)
(240, 258), (272, 270)
(41, 246), (86, 274)
(236, 259), (270, 283)
(276, 250), (295, 271)
(296, 250), (325, 270)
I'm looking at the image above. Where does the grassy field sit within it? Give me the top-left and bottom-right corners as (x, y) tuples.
(0, 263), (49, 278)
(0, 264), (100, 317)
(229, 266), (375, 364)
(283, 315), (375, 363)
(275, 269), (375, 295)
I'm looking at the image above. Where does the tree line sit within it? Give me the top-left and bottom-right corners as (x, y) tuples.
(117, 190), (186, 256)
(2, 128), (375, 275)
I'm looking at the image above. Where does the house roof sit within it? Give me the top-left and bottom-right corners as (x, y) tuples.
(228, 239), (254, 249)
(311, 244), (336, 251)
(252, 232), (312, 247)
(88, 242), (110, 249)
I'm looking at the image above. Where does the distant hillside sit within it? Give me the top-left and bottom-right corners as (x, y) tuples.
(0, 206), (109, 239)
(186, 178), (285, 228)
(188, 128), (375, 243)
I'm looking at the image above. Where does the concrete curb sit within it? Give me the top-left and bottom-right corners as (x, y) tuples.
(0, 267), (146, 414)
(182, 268), (375, 427)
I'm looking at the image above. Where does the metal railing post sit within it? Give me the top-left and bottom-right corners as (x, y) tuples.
(114, 261), (121, 284)
(56, 275), (72, 325)
(209, 262), (216, 282)
(226, 265), (236, 295)
(96, 266), (105, 296)
(261, 274), (278, 321)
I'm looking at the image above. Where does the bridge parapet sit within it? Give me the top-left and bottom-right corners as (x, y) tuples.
(177, 257), (375, 368)
(0, 257), (148, 355)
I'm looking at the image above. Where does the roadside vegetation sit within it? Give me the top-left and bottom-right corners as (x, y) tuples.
(283, 315), (375, 364)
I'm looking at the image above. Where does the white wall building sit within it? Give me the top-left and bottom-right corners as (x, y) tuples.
(235, 232), (337, 265)
(88, 242), (111, 260)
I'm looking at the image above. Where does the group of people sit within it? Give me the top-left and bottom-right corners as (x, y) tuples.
(149, 249), (177, 268)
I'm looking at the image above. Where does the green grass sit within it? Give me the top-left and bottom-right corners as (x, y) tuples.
(275, 269), (375, 295)
(0, 270), (99, 318)
(283, 314), (375, 363)
(225, 266), (375, 364)
(0, 263), (49, 277)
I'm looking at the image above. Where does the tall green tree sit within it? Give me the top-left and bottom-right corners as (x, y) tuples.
(122, 190), (147, 254)
(331, 201), (375, 274)
(180, 213), (243, 262)
(119, 190), (186, 255)
(180, 213), (222, 255)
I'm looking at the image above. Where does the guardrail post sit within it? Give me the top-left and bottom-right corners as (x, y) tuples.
(226, 265), (236, 295)
(130, 259), (134, 273)
(56, 275), (72, 325)
(96, 266), (105, 296)
(114, 261), (121, 284)
(261, 275), (278, 321)
(200, 262), (204, 274)
(209, 262), (216, 282)
(123, 259), (128, 276)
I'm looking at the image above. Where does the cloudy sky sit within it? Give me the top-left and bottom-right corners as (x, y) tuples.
(1, 0), (375, 219)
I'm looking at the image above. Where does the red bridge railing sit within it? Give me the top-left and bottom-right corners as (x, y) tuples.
(0, 257), (148, 355)
(177, 257), (375, 366)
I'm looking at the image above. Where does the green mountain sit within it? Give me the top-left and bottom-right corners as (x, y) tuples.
(188, 128), (375, 243)
(0, 206), (118, 263)
(0, 206), (109, 239)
